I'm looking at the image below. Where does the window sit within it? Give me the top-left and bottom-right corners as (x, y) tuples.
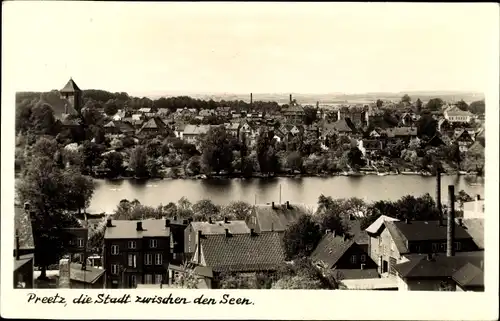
(455, 242), (462, 251)
(360, 254), (366, 263)
(145, 274), (153, 284)
(77, 238), (85, 248)
(188, 234), (192, 243)
(128, 254), (137, 268)
(155, 253), (163, 265)
(155, 274), (163, 285)
(440, 243), (446, 251)
(150, 239), (158, 248)
(170, 237), (174, 249)
(432, 243), (438, 252)
(145, 254), (153, 265)
(111, 245), (119, 255)
(350, 255), (357, 264)
(111, 264), (119, 275)
(130, 275), (137, 288)
(128, 241), (136, 249)
(173, 253), (177, 260)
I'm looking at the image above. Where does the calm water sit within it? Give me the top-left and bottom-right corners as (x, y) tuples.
(87, 175), (485, 214)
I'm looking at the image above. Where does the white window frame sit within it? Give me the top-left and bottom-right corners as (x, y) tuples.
(111, 264), (119, 275)
(360, 254), (366, 263)
(128, 241), (137, 249)
(455, 242), (461, 251)
(155, 253), (163, 265)
(145, 274), (153, 284)
(145, 254), (153, 265)
(432, 243), (438, 252)
(350, 255), (357, 264)
(77, 238), (85, 248)
(150, 239), (158, 248)
(111, 245), (119, 255)
(128, 254), (137, 268)
(155, 274), (163, 285)
(130, 275), (137, 288)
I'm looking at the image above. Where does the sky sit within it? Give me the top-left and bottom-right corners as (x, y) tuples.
(2, 2), (498, 96)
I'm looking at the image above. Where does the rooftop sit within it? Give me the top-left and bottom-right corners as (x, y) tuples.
(60, 78), (81, 93)
(191, 220), (250, 234)
(104, 219), (170, 239)
(200, 232), (285, 273)
(311, 233), (355, 269)
(70, 263), (106, 284)
(252, 203), (311, 232)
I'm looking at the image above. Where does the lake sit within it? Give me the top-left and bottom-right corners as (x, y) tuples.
(87, 175), (485, 214)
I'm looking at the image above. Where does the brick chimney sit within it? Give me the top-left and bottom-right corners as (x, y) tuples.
(360, 263), (365, 270)
(224, 217), (229, 224)
(136, 222), (143, 231)
(286, 201), (290, 209)
(436, 168), (443, 226)
(58, 258), (71, 288)
(447, 185), (456, 257)
(15, 229), (20, 260)
(250, 228), (256, 236)
(165, 219), (171, 228)
(182, 219), (188, 225)
(289, 94), (292, 105)
(197, 230), (202, 264)
(208, 217), (213, 224)
(250, 93), (253, 105)
(225, 228), (230, 237)
(188, 217), (193, 223)
(271, 202), (275, 209)
(106, 218), (112, 227)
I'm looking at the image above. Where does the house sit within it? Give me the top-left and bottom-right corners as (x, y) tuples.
(156, 108), (170, 116)
(358, 139), (384, 157)
(425, 134), (446, 147)
(239, 121), (258, 146)
(103, 219), (171, 288)
(460, 218), (484, 250)
(311, 231), (378, 280)
(182, 124), (211, 144)
(216, 106), (231, 117)
(462, 195), (484, 219)
(112, 110), (125, 121)
(394, 253), (484, 291)
(173, 123), (186, 139)
(164, 217), (189, 265)
(247, 201), (311, 233)
(444, 106), (473, 123)
(103, 121), (122, 134)
(224, 122), (240, 137)
(167, 263), (213, 288)
(366, 217), (478, 276)
(199, 109), (216, 118)
(62, 227), (89, 264)
(191, 230), (286, 287)
(453, 129), (475, 152)
(68, 263), (106, 289)
(137, 117), (168, 135)
(60, 78), (83, 116)
(337, 106), (367, 128)
(184, 218), (250, 258)
(282, 101), (305, 121)
(123, 117), (144, 129)
(115, 121), (136, 135)
(382, 127), (417, 141)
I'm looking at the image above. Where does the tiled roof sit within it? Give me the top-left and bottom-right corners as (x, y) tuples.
(139, 117), (167, 132)
(200, 232), (286, 273)
(394, 253), (484, 280)
(334, 268), (379, 280)
(253, 203), (309, 232)
(345, 220), (369, 245)
(452, 262), (484, 288)
(60, 78), (81, 93)
(461, 219), (484, 249)
(183, 124), (211, 135)
(191, 220), (250, 234)
(332, 119), (353, 132)
(104, 121), (116, 128)
(391, 220), (473, 241)
(14, 206), (34, 249)
(104, 219), (170, 239)
(365, 215), (399, 235)
(70, 263), (105, 284)
(383, 127), (417, 137)
(384, 221), (409, 254)
(311, 233), (354, 269)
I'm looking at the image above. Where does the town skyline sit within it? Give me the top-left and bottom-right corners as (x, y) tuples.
(4, 2), (495, 96)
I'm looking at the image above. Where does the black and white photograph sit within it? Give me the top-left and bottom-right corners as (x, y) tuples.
(2, 1), (498, 320)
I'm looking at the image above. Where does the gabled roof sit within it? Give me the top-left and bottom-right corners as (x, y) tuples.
(253, 203), (308, 232)
(183, 124), (211, 135)
(383, 127), (417, 137)
(391, 220), (473, 242)
(70, 263), (105, 284)
(365, 215), (399, 235)
(461, 218), (484, 249)
(334, 268), (379, 280)
(190, 220), (250, 234)
(394, 253), (483, 281)
(139, 117), (167, 132)
(199, 232), (285, 273)
(332, 118), (353, 132)
(452, 262), (484, 288)
(345, 219), (369, 245)
(104, 219), (170, 239)
(60, 78), (81, 93)
(104, 121), (117, 128)
(311, 233), (355, 269)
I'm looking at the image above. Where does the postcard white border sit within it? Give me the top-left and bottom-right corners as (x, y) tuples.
(2, 2), (499, 320)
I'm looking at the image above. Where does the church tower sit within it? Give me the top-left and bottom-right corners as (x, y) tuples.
(60, 78), (82, 115)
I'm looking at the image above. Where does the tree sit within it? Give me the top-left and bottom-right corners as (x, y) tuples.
(61, 168), (95, 215)
(272, 274), (323, 289)
(417, 112), (438, 138)
(415, 98), (423, 112)
(81, 141), (106, 172)
(347, 147), (365, 169)
(221, 201), (253, 220)
(445, 143), (462, 170)
(185, 156), (202, 176)
(456, 190), (473, 212)
(426, 98), (444, 111)
(282, 215), (322, 260)
(16, 156), (90, 279)
(31, 136), (60, 159)
(287, 151), (303, 173)
(376, 99), (383, 108)
(256, 130), (279, 176)
(192, 199), (220, 221)
(468, 100), (485, 114)
(177, 197), (194, 218)
(30, 103), (57, 135)
(104, 151), (124, 178)
(316, 195), (349, 236)
(129, 146), (148, 178)
(455, 100), (469, 111)
(401, 94), (411, 104)
(104, 103), (119, 116)
(200, 126), (234, 175)
(303, 107), (318, 126)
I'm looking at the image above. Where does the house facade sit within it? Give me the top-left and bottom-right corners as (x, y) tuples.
(103, 219), (171, 288)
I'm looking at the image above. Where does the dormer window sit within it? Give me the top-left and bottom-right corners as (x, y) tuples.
(150, 239), (158, 248)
